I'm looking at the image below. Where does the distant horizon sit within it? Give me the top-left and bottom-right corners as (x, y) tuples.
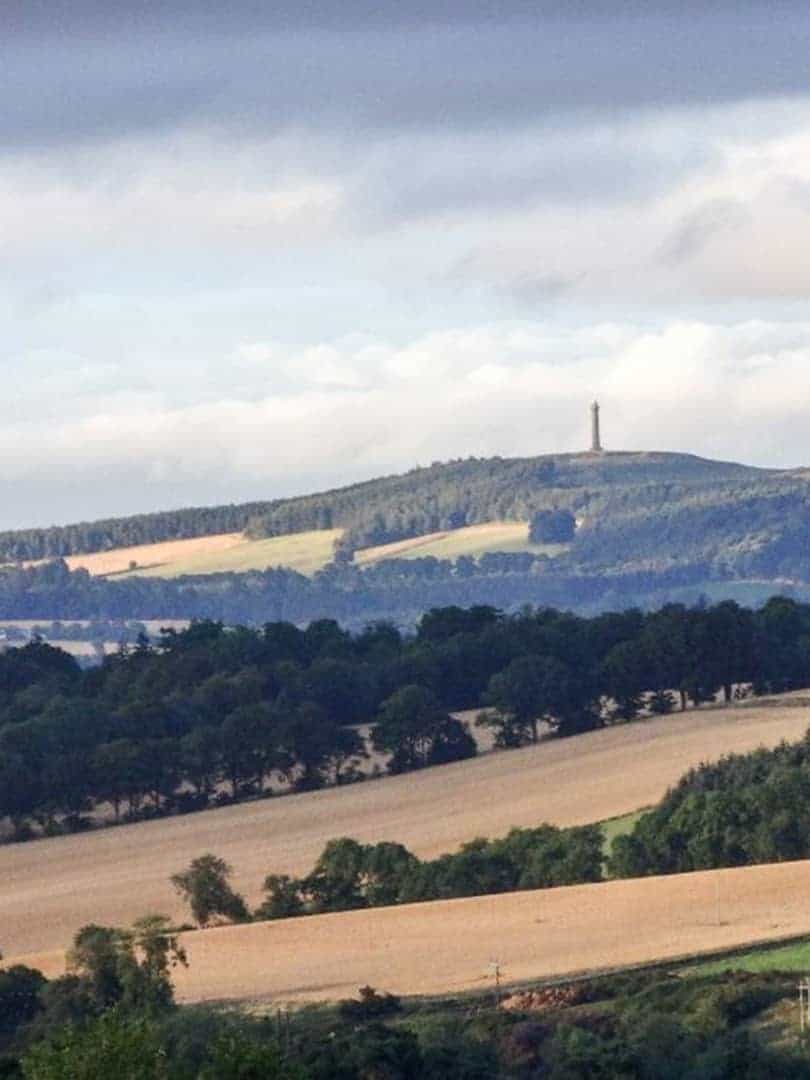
(4, 443), (796, 536)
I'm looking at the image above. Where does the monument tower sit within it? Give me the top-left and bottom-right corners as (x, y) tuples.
(590, 400), (603, 453)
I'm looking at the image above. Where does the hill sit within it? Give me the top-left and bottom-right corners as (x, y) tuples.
(0, 450), (768, 563)
(1, 695), (807, 962)
(4, 449), (810, 623)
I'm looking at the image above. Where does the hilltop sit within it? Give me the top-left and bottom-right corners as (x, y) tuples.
(1, 449), (809, 623)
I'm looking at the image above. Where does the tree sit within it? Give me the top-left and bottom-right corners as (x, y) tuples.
(66, 916), (186, 1014)
(198, 1031), (305, 1080)
(20, 1011), (169, 1080)
(303, 838), (368, 912)
(529, 509), (576, 544)
(482, 655), (592, 745)
(178, 726), (221, 798)
(599, 640), (647, 721)
(171, 854), (249, 927)
(0, 964), (46, 1040)
(372, 684), (471, 773)
(254, 875), (305, 921)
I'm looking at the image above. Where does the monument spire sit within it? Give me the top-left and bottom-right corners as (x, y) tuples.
(590, 400), (603, 453)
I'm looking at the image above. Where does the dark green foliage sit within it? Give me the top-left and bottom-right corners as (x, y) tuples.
(8, 960), (810, 1079)
(65, 916), (186, 1015)
(254, 875), (305, 921)
(171, 855), (249, 927)
(255, 823), (604, 919)
(482, 654), (600, 744)
(372, 685), (476, 772)
(338, 987), (401, 1022)
(196, 1031), (305, 1079)
(0, 967), (46, 1042)
(19, 1011), (170, 1080)
(608, 730), (810, 878)
(2, 597), (810, 843)
(529, 508), (576, 543)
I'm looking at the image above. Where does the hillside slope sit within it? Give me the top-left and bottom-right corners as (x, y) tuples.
(4, 449), (810, 622)
(1, 697), (808, 961)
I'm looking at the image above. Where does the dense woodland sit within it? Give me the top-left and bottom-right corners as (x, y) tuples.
(3, 596), (810, 841)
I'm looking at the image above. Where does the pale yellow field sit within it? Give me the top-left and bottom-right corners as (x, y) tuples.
(2, 698), (809, 966)
(60, 534), (245, 577)
(50, 521), (559, 580)
(356, 521), (565, 565)
(124, 529), (342, 579)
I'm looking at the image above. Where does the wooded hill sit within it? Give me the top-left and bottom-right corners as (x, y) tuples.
(0, 450), (770, 562)
(4, 450), (810, 622)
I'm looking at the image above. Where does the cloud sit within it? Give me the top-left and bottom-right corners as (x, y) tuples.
(4, 318), (810, 528)
(4, 5), (810, 150)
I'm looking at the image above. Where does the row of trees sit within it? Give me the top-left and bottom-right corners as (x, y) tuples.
(3, 597), (810, 839)
(0, 554), (716, 627)
(170, 826), (604, 930)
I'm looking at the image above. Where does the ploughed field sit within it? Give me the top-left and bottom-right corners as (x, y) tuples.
(2, 698), (810, 968)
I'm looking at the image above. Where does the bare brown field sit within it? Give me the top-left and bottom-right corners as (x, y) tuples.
(22, 860), (810, 1005)
(2, 698), (809, 965)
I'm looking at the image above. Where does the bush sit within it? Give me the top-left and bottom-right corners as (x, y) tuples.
(338, 986), (402, 1022)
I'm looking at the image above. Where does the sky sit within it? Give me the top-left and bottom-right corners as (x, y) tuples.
(4, 1), (810, 528)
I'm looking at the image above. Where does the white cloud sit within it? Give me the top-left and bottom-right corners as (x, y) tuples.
(4, 317), (810, 528)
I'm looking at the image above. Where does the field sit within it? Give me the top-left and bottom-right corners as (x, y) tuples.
(23, 861), (810, 1005)
(688, 936), (810, 977)
(2, 697), (809, 972)
(601, 809), (648, 859)
(48, 521), (558, 580)
(356, 521), (565, 565)
(57, 534), (244, 577)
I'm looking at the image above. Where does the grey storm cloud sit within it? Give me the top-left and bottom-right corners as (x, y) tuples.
(4, 2), (810, 149)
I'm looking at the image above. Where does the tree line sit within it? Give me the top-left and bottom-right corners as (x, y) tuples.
(3, 596), (810, 841)
(168, 825), (604, 930)
(0, 552), (724, 628)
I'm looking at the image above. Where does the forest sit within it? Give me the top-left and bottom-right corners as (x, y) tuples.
(2, 595), (810, 842)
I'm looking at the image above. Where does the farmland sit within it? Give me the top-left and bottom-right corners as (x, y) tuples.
(2, 696), (809, 967)
(21, 860), (810, 1006)
(53, 521), (557, 580)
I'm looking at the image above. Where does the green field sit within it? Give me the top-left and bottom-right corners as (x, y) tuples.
(600, 809), (648, 862)
(688, 937), (810, 976)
